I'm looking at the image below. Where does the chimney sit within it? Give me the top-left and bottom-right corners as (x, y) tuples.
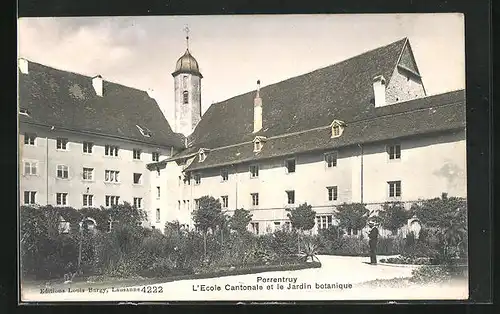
(373, 75), (386, 107)
(92, 75), (103, 97)
(253, 80), (262, 133)
(18, 58), (29, 74)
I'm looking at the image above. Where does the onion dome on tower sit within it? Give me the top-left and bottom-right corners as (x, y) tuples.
(172, 27), (203, 78)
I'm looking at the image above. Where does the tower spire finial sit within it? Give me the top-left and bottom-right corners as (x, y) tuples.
(183, 25), (190, 50)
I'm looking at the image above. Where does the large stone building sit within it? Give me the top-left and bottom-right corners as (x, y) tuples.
(17, 58), (185, 228)
(18, 37), (466, 234)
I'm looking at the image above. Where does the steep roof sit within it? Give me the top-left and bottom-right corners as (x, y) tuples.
(182, 89), (465, 172)
(18, 61), (185, 148)
(187, 37), (409, 149)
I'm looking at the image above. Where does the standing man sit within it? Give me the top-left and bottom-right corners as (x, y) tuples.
(368, 220), (379, 265)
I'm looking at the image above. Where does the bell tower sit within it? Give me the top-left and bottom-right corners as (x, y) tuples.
(172, 26), (203, 137)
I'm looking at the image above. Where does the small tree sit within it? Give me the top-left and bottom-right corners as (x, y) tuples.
(229, 208), (253, 234)
(411, 195), (467, 260)
(379, 201), (413, 235)
(334, 203), (369, 236)
(286, 202), (316, 253)
(191, 196), (223, 258)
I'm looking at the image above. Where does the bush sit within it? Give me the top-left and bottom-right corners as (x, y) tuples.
(410, 265), (454, 283)
(379, 201), (413, 235)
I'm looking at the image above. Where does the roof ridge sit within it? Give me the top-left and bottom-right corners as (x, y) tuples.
(207, 37), (409, 107)
(21, 59), (151, 94)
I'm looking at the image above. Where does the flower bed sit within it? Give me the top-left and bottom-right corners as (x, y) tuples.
(379, 256), (432, 265)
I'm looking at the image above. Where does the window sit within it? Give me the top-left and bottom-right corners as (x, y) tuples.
(133, 197), (143, 209)
(105, 145), (119, 156)
(330, 120), (345, 138)
(83, 142), (93, 154)
(133, 149), (141, 160)
(194, 174), (201, 185)
(195, 199), (200, 210)
(183, 91), (189, 104)
(251, 193), (259, 206)
(286, 190), (295, 205)
(83, 194), (93, 207)
(284, 221), (291, 230)
(156, 208), (161, 222)
(332, 125), (340, 137)
(199, 151), (206, 162)
(388, 144), (401, 160)
(251, 222), (259, 235)
(221, 168), (229, 181)
(325, 152), (338, 168)
(56, 193), (68, 206)
(250, 165), (259, 178)
(24, 133), (36, 146)
(187, 200), (190, 210)
(104, 170), (120, 183)
(152, 152), (160, 162)
(327, 186), (338, 201)
(105, 195), (120, 207)
(285, 158), (296, 173)
(156, 186), (160, 198)
(178, 200), (181, 210)
(133, 173), (142, 184)
(316, 215), (333, 230)
(136, 125), (152, 137)
(82, 167), (93, 181)
(274, 222), (281, 229)
(254, 140), (262, 152)
(23, 191), (36, 205)
(107, 219), (114, 233)
(182, 75), (188, 89)
(221, 196), (228, 208)
(56, 138), (68, 150)
(56, 137), (68, 150)
(19, 108), (30, 116)
(184, 173), (191, 185)
(388, 181), (402, 198)
(24, 161), (38, 175)
(56, 165), (69, 179)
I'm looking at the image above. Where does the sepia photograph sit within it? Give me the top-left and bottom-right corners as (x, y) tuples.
(17, 13), (467, 302)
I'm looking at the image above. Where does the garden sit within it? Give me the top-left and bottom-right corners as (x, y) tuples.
(20, 194), (467, 286)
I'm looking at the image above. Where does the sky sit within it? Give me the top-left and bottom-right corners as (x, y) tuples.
(18, 14), (465, 126)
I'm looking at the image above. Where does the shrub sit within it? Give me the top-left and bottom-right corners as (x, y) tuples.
(379, 201), (413, 235)
(410, 265), (454, 283)
(334, 203), (369, 233)
(376, 235), (405, 255)
(316, 225), (344, 254)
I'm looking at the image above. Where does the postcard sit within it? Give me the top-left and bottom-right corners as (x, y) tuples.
(18, 13), (468, 302)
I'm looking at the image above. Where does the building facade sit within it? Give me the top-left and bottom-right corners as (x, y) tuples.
(18, 37), (466, 235)
(146, 37), (466, 235)
(18, 59), (185, 229)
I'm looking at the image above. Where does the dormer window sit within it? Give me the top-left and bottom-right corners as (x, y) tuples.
(198, 148), (209, 163)
(330, 120), (345, 138)
(136, 125), (152, 138)
(19, 108), (31, 117)
(253, 136), (267, 153)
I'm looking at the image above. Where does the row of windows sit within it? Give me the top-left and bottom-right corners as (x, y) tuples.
(22, 191), (144, 208)
(189, 145), (401, 185)
(24, 162), (156, 185)
(187, 181), (400, 211)
(249, 216), (365, 235)
(23, 134), (161, 162)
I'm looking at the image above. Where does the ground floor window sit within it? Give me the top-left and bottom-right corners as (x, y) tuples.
(251, 222), (259, 235)
(316, 215), (333, 230)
